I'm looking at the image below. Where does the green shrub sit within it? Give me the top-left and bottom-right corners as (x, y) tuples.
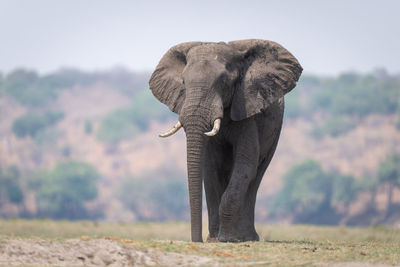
(35, 161), (99, 219)
(12, 111), (64, 138)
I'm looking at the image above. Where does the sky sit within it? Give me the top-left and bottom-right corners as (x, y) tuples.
(0, 0), (399, 76)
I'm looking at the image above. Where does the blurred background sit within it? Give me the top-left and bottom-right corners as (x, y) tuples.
(0, 0), (399, 226)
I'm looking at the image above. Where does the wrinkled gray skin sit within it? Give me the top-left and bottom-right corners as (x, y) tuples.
(149, 39), (302, 242)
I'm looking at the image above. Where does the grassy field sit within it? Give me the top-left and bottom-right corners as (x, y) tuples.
(1, 219), (400, 266)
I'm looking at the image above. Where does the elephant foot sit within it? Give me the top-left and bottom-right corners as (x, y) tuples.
(218, 229), (259, 243)
(245, 232), (260, 242)
(206, 235), (219, 243)
(218, 234), (239, 243)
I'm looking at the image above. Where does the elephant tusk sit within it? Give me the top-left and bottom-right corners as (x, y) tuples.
(204, 119), (221, 136)
(159, 121), (182, 138)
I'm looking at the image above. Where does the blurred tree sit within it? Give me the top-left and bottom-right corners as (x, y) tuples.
(97, 109), (140, 143)
(297, 75), (322, 88)
(84, 120), (93, 134)
(311, 72), (399, 117)
(35, 161), (99, 219)
(0, 166), (24, 205)
(118, 173), (188, 221)
(0, 73), (4, 95)
(270, 160), (357, 224)
(281, 74), (324, 119)
(128, 89), (172, 129)
(96, 67), (150, 96)
(61, 145), (72, 157)
(4, 69), (38, 91)
(97, 89), (175, 143)
(284, 90), (301, 119)
(356, 175), (380, 217)
(377, 153), (400, 220)
(12, 111), (64, 138)
(331, 174), (358, 211)
(311, 117), (355, 138)
(270, 160), (333, 223)
(3, 69), (45, 106)
(2, 68), (152, 107)
(33, 128), (60, 145)
(396, 112), (400, 130)
(36, 72), (77, 90)
(2, 68), (98, 106)
(151, 178), (188, 220)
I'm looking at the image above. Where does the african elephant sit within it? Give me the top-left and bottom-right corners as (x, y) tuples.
(149, 39), (302, 242)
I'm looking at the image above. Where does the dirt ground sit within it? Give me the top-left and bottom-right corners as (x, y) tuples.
(1, 237), (399, 267)
(0, 238), (213, 267)
(1, 238), (398, 267)
(1, 221), (400, 266)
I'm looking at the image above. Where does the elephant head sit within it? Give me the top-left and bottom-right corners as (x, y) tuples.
(149, 39), (302, 242)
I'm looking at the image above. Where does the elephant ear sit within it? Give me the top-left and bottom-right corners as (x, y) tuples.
(149, 42), (203, 114)
(228, 39), (302, 121)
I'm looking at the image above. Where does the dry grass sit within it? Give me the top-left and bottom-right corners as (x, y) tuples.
(0, 219), (191, 241)
(1, 219), (400, 266)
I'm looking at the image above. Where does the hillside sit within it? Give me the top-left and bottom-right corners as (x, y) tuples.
(0, 68), (399, 224)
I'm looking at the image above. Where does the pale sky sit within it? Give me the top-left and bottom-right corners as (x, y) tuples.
(0, 0), (399, 75)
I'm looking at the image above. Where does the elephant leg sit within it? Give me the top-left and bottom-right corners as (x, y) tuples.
(241, 157), (274, 241)
(244, 131), (281, 241)
(218, 126), (260, 242)
(203, 140), (232, 240)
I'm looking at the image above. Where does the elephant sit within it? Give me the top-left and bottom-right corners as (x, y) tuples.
(149, 39), (302, 242)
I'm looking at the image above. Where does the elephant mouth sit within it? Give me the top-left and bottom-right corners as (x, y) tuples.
(159, 118), (221, 138)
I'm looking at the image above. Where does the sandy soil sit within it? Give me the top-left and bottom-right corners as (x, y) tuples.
(1, 238), (397, 267)
(0, 238), (212, 267)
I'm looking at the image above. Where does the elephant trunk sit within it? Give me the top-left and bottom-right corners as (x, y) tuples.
(185, 118), (208, 242)
(181, 86), (223, 242)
